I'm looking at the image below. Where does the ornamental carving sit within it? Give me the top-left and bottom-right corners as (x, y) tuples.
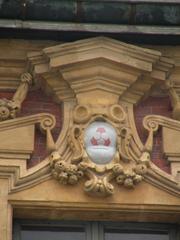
(0, 38), (180, 240)
(27, 37), (180, 197)
(50, 104), (150, 197)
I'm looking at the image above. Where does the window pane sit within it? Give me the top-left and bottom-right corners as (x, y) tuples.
(21, 226), (85, 240)
(105, 230), (169, 240)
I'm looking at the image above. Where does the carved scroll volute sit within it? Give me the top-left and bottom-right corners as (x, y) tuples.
(0, 72), (32, 121)
(50, 103), (150, 197)
(39, 114), (56, 152)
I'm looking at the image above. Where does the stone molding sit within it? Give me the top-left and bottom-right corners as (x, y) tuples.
(28, 37), (174, 105)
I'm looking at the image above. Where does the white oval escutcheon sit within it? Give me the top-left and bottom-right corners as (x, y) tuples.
(84, 121), (117, 165)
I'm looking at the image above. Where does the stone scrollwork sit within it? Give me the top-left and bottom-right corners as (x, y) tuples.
(50, 104), (150, 197)
(0, 72), (32, 121)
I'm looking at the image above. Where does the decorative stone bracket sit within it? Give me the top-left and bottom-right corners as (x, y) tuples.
(0, 72), (32, 121)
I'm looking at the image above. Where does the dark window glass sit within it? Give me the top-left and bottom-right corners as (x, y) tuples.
(13, 220), (178, 240)
(20, 226), (85, 240)
(105, 231), (169, 240)
(105, 229), (169, 240)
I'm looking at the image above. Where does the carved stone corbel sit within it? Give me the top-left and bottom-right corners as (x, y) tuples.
(0, 72), (32, 121)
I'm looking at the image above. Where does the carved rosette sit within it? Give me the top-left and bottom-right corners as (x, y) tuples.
(50, 104), (150, 197)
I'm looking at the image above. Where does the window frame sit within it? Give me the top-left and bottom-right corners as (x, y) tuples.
(13, 219), (180, 240)
(101, 222), (180, 240)
(13, 220), (92, 240)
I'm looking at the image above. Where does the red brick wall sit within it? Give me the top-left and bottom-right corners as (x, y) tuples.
(134, 96), (172, 174)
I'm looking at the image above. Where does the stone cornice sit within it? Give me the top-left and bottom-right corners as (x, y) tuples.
(28, 37), (174, 105)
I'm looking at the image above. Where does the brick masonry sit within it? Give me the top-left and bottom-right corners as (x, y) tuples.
(0, 91), (172, 173)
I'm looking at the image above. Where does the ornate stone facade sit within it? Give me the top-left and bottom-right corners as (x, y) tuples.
(0, 37), (179, 240)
